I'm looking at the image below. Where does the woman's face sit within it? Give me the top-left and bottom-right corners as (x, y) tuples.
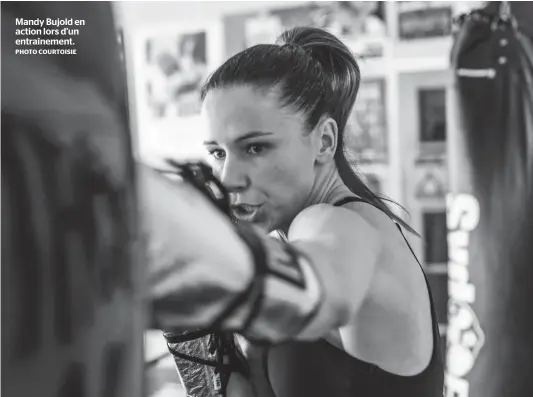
(202, 85), (319, 232)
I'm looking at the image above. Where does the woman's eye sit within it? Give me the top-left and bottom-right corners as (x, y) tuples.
(247, 144), (266, 155)
(208, 149), (225, 160)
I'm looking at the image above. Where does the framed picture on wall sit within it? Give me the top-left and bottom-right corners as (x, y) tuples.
(303, 1), (387, 58)
(144, 30), (208, 119)
(239, 2), (388, 58)
(398, 2), (453, 40)
(345, 79), (388, 164)
(419, 88), (446, 143)
(129, 21), (224, 164)
(418, 87), (446, 159)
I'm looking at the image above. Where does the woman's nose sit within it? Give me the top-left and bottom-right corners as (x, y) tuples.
(219, 156), (249, 193)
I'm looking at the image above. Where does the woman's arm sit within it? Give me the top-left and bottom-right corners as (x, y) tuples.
(284, 203), (381, 340)
(142, 165), (381, 342)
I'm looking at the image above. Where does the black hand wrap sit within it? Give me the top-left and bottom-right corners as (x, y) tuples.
(162, 329), (249, 397)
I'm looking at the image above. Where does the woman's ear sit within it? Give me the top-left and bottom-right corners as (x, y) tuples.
(315, 117), (338, 164)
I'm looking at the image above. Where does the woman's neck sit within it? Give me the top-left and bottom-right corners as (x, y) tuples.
(278, 164), (354, 235)
(305, 163), (354, 208)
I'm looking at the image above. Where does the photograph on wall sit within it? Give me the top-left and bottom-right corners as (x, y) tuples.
(243, 2), (387, 58)
(344, 79), (388, 163)
(306, 1), (387, 42)
(398, 1), (488, 41)
(419, 88), (446, 142)
(398, 1), (452, 40)
(145, 30), (208, 119)
(418, 87), (447, 158)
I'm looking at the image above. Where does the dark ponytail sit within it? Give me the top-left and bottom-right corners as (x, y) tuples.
(201, 26), (418, 236)
(278, 27), (418, 235)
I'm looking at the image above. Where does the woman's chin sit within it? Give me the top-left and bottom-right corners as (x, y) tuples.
(232, 213), (276, 235)
(248, 219), (274, 234)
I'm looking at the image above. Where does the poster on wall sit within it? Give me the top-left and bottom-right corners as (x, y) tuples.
(144, 30), (208, 119)
(398, 2), (453, 40)
(344, 79), (388, 163)
(243, 2), (387, 58)
(306, 0), (387, 57)
(397, 1), (486, 40)
(132, 22), (224, 166)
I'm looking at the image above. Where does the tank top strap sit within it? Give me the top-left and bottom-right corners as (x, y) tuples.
(394, 224), (441, 343)
(332, 196), (367, 207)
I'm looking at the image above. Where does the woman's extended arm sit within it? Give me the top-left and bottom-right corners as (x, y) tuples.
(284, 203), (381, 340)
(142, 165), (381, 343)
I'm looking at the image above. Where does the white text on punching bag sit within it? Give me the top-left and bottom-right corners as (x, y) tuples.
(445, 194), (485, 397)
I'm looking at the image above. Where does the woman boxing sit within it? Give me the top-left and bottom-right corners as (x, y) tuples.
(142, 26), (444, 397)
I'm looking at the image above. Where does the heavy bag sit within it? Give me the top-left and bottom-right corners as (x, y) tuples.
(1, 2), (144, 397)
(446, 2), (533, 397)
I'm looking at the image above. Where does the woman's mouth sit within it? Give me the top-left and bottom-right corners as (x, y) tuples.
(231, 204), (262, 222)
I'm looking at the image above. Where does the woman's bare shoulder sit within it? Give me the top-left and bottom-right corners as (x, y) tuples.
(288, 203), (380, 242)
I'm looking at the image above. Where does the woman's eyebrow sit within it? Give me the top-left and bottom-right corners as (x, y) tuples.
(203, 131), (274, 146)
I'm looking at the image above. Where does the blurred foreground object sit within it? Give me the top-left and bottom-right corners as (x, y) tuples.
(1, 2), (144, 397)
(144, 161), (249, 397)
(446, 2), (533, 397)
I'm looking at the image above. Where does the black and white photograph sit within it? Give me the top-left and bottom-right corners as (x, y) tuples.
(242, 2), (387, 57)
(145, 30), (208, 118)
(310, 1), (387, 39)
(345, 79), (388, 163)
(2, 2), (533, 397)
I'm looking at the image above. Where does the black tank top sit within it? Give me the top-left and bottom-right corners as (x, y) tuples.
(262, 197), (445, 397)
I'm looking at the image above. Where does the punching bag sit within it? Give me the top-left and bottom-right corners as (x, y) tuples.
(446, 2), (533, 397)
(1, 2), (145, 397)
